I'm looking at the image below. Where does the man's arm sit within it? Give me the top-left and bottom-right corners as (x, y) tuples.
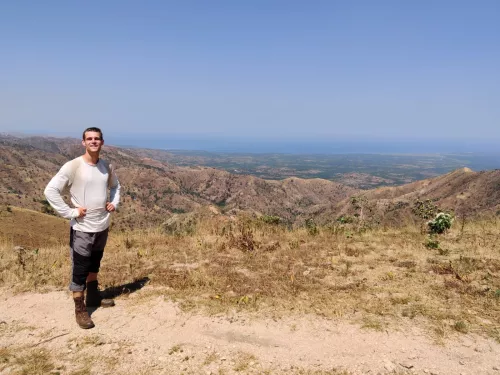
(106, 167), (121, 212)
(44, 162), (82, 219)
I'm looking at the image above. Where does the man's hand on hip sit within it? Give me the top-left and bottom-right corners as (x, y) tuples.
(76, 207), (87, 218)
(106, 202), (115, 212)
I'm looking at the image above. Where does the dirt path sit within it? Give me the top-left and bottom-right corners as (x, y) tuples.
(1, 288), (499, 375)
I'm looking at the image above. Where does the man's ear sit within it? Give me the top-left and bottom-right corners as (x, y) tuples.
(81, 139), (86, 147)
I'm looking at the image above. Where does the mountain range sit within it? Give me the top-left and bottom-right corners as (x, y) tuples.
(1, 134), (499, 230)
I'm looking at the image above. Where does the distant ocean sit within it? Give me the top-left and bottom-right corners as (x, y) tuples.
(106, 136), (500, 155)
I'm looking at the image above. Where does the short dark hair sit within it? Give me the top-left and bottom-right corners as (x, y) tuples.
(82, 127), (103, 141)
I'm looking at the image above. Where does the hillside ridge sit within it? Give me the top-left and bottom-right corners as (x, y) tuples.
(1, 134), (499, 229)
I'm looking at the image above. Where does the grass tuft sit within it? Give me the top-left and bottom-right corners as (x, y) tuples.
(233, 352), (257, 372)
(453, 320), (468, 334)
(13, 348), (54, 375)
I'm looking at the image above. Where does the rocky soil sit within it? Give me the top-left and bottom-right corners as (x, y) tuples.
(1, 288), (499, 375)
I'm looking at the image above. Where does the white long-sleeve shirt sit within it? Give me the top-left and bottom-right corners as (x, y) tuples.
(44, 156), (121, 233)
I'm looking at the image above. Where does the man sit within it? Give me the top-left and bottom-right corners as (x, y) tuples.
(44, 127), (121, 329)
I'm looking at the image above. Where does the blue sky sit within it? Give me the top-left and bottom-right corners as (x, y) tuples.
(0, 1), (499, 145)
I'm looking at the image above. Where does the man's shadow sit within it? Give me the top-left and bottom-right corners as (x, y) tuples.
(88, 277), (150, 315)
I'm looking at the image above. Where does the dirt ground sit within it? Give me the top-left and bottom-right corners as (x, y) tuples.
(1, 287), (499, 375)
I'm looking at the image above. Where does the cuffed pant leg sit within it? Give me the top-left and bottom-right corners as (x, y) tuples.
(71, 251), (92, 291)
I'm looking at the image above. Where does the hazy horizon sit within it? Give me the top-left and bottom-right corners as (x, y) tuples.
(3, 130), (500, 155)
(108, 135), (500, 154)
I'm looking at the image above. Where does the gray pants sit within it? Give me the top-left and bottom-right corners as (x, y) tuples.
(69, 228), (109, 292)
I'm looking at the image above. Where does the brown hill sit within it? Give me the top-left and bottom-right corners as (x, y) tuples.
(1, 134), (499, 229)
(332, 167), (500, 225)
(0, 135), (357, 228)
(0, 206), (67, 247)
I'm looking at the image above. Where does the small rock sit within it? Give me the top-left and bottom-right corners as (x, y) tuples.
(423, 370), (430, 374)
(399, 362), (414, 369)
(493, 366), (500, 371)
(459, 361), (465, 365)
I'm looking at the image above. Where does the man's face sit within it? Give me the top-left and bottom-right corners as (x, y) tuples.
(82, 131), (104, 153)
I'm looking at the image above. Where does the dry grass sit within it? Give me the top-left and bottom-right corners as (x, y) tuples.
(2, 347), (55, 375)
(0, 345), (94, 375)
(168, 343), (183, 355)
(203, 350), (219, 365)
(1, 213), (499, 342)
(0, 347), (13, 372)
(0, 206), (67, 248)
(233, 351), (258, 372)
(72, 334), (107, 348)
(68, 367), (92, 375)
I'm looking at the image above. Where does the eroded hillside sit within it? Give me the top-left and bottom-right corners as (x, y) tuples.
(332, 168), (500, 226)
(0, 136), (357, 229)
(1, 134), (499, 230)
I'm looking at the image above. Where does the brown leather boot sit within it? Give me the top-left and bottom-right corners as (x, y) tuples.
(74, 296), (95, 329)
(86, 280), (115, 308)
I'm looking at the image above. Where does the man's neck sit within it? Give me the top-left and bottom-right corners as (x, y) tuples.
(82, 152), (100, 165)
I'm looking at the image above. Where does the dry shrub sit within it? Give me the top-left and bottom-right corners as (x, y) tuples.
(228, 222), (258, 252)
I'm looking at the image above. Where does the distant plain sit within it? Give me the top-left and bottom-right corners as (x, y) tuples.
(131, 148), (500, 189)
